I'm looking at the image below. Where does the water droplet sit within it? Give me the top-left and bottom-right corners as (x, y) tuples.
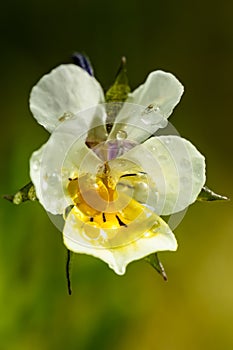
(152, 222), (160, 233)
(46, 172), (61, 185)
(33, 160), (40, 171)
(83, 222), (100, 240)
(142, 104), (160, 115)
(59, 111), (74, 122)
(154, 191), (159, 202)
(116, 130), (127, 141)
(117, 159), (127, 167)
(160, 118), (168, 128)
(144, 232), (152, 238)
(164, 138), (170, 145)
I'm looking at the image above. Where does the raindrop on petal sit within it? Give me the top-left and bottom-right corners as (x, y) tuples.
(116, 130), (127, 141)
(58, 112), (74, 122)
(83, 222), (100, 240)
(33, 160), (40, 171)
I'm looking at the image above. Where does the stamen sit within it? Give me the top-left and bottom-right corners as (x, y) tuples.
(115, 215), (127, 227)
(120, 173), (137, 178)
(103, 162), (110, 175)
(120, 172), (147, 178)
(102, 213), (106, 222)
(90, 217), (94, 222)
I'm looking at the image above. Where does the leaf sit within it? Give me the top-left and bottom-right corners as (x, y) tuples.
(105, 56), (131, 132)
(3, 181), (37, 204)
(197, 186), (229, 202)
(145, 253), (168, 281)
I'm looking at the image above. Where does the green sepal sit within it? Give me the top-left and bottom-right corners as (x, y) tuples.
(3, 181), (37, 204)
(105, 57), (131, 133)
(105, 56), (130, 103)
(197, 186), (229, 202)
(145, 253), (167, 281)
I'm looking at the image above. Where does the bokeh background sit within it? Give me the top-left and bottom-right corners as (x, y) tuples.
(1, 0), (233, 349)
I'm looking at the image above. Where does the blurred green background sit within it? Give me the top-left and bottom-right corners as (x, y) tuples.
(1, 0), (233, 349)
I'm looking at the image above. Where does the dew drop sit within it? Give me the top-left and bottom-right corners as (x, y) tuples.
(33, 160), (40, 171)
(152, 226), (159, 234)
(83, 222), (100, 240)
(154, 191), (159, 203)
(144, 232), (152, 238)
(47, 172), (61, 185)
(116, 130), (127, 141)
(142, 104), (160, 115)
(59, 111), (74, 122)
(117, 159), (127, 167)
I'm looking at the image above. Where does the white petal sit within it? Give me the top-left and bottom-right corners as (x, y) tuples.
(119, 135), (206, 215)
(30, 141), (72, 215)
(63, 209), (177, 275)
(108, 102), (168, 144)
(127, 70), (184, 118)
(30, 64), (105, 132)
(108, 71), (183, 143)
(30, 116), (103, 215)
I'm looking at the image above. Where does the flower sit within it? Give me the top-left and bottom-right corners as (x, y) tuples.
(29, 63), (206, 275)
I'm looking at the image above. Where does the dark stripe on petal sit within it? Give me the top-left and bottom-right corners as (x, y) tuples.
(115, 215), (127, 227)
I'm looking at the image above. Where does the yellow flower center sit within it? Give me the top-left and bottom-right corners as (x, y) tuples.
(67, 160), (157, 247)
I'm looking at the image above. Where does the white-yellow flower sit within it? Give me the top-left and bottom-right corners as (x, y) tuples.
(29, 64), (206, 275)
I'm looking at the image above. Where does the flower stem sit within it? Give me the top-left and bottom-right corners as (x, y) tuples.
(66, 249), (73, 295)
